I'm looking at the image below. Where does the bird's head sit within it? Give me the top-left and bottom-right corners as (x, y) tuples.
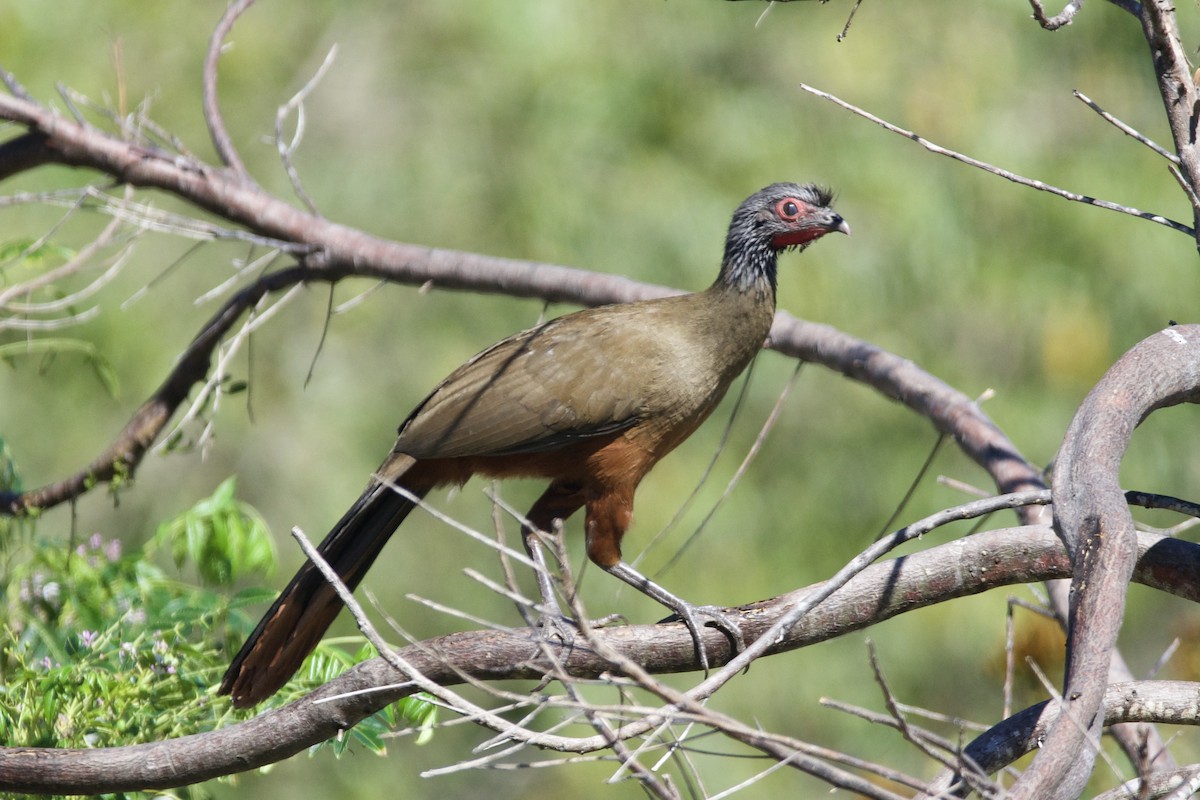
(719, 182), (849, 293)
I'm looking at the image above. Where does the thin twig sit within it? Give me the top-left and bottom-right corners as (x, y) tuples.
(867, 642), (964, 774)
(202, 0), (256, 178)
(799, 83), (1194, 237)
(291, 526), (602, 755)
(275, 45), (338, 215)
(0, 212), (126, 307)
(1073, 90), (1179, 164)
(656, 361), (801, 576)
(634, 359), (757, 571)
(837, 0), (864, 41)
(875, 433), (945, 541)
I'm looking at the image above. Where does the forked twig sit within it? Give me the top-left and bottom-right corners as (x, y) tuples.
(799, 83), (1194, 237)
(275, 45), (339, 215)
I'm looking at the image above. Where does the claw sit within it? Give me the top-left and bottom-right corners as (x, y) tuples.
(604, 560), (743, 672)
(660, 602), (745, 672)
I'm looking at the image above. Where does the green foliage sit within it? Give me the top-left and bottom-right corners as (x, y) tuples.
(1, 526), (237, 800)
(0, 238), (75, 271)
(299, 641), (439, 756)
(154, 476), (276, 587)
(0, 467), (438, 799)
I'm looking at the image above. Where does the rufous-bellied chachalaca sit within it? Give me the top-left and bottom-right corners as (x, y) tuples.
(219, 182), (849, 707)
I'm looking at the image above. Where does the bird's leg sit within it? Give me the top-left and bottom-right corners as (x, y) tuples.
(521, 520), (568, 620)
(602, 560), (744, 672)
(523, 483), (587, 642)
(585, 492), (743, 671)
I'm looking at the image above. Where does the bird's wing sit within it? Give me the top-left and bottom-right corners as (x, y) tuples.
(394, 304), (672, 459)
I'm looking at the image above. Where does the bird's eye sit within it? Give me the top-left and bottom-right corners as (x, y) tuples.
(776, 199), (803, 221)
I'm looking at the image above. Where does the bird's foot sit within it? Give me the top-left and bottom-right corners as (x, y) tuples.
(534, 610), (579, 647)
(658, 602), (746, 673)
(602, 560), (744, 673)
(532, 609), (625, 646)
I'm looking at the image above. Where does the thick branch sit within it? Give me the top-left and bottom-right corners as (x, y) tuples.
(1, 524), (1198, 794)
(921, 681), (1200, 799)
(1138, 0), (1200, 243)
(0, 78), (1055, 521)
(1, 266), (316, 514)
(1012, 325), (1200, 800)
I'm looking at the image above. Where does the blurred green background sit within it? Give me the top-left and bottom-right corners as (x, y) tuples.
(2, 0), (1199, 797)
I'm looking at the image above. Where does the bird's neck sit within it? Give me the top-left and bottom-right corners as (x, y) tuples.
(713, 239), (779, 302)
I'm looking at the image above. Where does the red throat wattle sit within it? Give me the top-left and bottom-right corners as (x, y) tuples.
(771, 228), (827, 248)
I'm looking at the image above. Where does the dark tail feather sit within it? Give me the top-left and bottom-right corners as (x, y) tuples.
(219, 466), (429, 707)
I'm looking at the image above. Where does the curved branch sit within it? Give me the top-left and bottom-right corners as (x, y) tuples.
(201, 0), (256, 179)
(1, 265), (318, 514)
(921, 681), (1200, 799)
(1, 524), (1197, 793)
(1029, 0), (1084, 30)
(0, 78), (1048, 521)
(1013, 325), (1200, 800)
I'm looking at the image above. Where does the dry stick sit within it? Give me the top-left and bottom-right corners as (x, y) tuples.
(1009, 325), (1200, 800)
(836, 0), (865, 42)
(919, 681), (1200, 800)
(865, 641), (983, 783)
(0, 206), (125, 308)
(1168, 163), (1200, 216)
(1159, 767), (1200, 800)
(275, 44), (338, 216)
(1029, 0), (1085, 30)
(797, 83), (1194, 237)
(4, 240), (134, 315)
(548, 555), (680, 800)
(2, 187), (89, 271)
(4, 524), (1200, 794)
(545, 533), (907, 800)
(202, 0), (256, 179)
(288, 526), (598, 756)
(1138, 0), (1200, 230)
(1094, 767), (1200, 800)
(1073, 90), (1179, 164)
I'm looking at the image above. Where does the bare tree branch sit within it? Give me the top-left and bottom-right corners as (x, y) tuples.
(798, 83), (1194, 237)
(0, 523), (1197, 794)
(1073, 90), (1179, 164)
(1029, 0), (1084, 30)
(921, 681), (1200, 799)
(1012, 325), (1200, 800)
(202, 0), (256, 180)
(1137, 0), (1200, 243)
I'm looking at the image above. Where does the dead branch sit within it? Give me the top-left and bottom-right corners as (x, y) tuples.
(1137, 0), (1200, 241)
(1011, 325), (1200, 800)
(2, 523), (1198, 794)
(1029, 0), (1085, 30)
(920, 681), (1200, 799)
(202, 0), (256, 180)
(797, 83), (1194, 237)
